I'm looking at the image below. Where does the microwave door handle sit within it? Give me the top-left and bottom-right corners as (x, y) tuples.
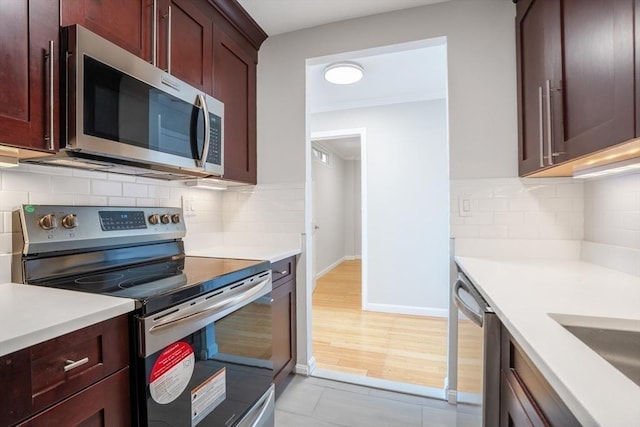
(195, 94), (210, 168)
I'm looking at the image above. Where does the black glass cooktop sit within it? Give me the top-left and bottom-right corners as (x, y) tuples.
(34, 256), (270, 315)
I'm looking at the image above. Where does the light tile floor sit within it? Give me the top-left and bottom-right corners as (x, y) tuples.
(275, 375), (481, 427)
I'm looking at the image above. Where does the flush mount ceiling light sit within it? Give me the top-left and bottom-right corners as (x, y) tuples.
(324, 62), (364, 85)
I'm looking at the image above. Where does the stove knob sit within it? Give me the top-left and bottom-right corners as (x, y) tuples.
(38, 214), (58, 230)
(148, 214), (160, 225)
(160, 214), (171, 224)
(171, 214), (181, 224)
(61, 214), (78, 229)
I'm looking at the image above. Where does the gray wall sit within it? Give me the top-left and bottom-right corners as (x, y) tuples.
(256, 0), (517, 184)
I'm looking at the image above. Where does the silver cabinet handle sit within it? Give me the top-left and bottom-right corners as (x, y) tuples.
(196, 94), (210, 168)
(279, 270), (288, 275)
(64, 357), (89, 372)
(152, 0), (157, 65)
(545, 79), (553, 166)
(46, 40), (55, 151)
(166, 5), (172, 73)
(538, 86), (544, 168)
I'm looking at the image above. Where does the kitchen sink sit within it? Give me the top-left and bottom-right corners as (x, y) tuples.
(549, 314), (640, 388)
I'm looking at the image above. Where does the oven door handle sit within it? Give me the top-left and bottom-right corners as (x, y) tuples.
(149, 276), (270, 334)
(453, 274), (485, 328)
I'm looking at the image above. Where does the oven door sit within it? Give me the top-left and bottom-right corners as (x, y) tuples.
(135, 275), (273, 426)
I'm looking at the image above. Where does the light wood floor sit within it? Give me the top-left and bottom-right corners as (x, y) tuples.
(312, 260), (482, 393)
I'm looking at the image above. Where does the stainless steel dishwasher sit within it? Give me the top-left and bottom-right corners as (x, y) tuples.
(447, 241), (500, 427)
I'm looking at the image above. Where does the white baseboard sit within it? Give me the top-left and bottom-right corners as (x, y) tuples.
(316, 256), (362, 279)
(316, 257), (346, 279)
(294, 356), (316, 376)
(364, 302), (448, 318)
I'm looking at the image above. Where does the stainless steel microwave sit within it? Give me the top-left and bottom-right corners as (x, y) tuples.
(29, 25), (224, 180)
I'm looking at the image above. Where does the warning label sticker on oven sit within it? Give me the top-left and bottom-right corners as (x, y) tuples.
(149, 341), (195, 404)
(191, 367), (226, 426)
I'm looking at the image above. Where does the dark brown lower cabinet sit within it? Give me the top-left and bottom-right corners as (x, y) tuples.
(271, 256), (297, 394)
(16, 368), (131, 427)
(500, 325), (580, 427)
(0, 314), (131, 426)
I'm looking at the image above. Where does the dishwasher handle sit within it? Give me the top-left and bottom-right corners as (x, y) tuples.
(453, 273), (486, 328)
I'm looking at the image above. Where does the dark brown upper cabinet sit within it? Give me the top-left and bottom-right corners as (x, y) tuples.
(157, 0), (214, 94)
(516, 0), (635, 176)
(214, 24), (258, 184)
(61, 0), (152, 61)
(0, 0), (59, 152)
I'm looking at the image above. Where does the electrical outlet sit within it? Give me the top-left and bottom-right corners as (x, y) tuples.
(458, 195), (473, 217)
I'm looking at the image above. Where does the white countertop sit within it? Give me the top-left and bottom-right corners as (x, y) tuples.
(187, 246), (301, 263)
(455, 256), (640, 427)
(0, 283), (135, 357)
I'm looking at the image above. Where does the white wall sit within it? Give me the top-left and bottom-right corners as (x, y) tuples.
(312, 146), (347, 275)
(313, 100), (450, 316)
(257, 0), (517, 184)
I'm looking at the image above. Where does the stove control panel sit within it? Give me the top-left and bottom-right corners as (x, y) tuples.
(16, 205), (187, 255)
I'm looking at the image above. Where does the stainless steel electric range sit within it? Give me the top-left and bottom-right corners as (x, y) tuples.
(12, 205), (275, 427)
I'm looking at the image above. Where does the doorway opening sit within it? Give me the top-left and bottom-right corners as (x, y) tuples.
(305, 37), (454, 398)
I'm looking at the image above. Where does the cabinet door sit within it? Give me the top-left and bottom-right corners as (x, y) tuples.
(158, 0), (213, 94)
(272, 279), (296, 392)
(552, 0), (635, 159)
(61, 0), (151, 61)
(213, 26), (258, 184)
(516, 0), (549, 175)
(0, 0), (58, 151)
(500, 372), (545, 427)
(17, 368), (131, 427)
(500, 326), (580, 427)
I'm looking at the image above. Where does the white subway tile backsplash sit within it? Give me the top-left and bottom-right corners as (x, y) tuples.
(136, 198), (158, 207)
(2, 170), (50, 192)
(51, 176), (91, 195)
(92, 180), (122, 196)
(73, 195), (108, 205)
(107, 197), (135, 206)
(29, 192), (74, 205)
(123, 183), (148, 198)
(0, 191), (28, 211)
(451, 178), (583, 241)
(477, 198), (508, 212)
(584, 171), (640, 250)
(148, 185), (172, 199)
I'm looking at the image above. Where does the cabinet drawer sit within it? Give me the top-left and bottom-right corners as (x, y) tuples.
(271, 256), (296, 288)
(0, 314), (130, 425)
(16, 367), (131, 427)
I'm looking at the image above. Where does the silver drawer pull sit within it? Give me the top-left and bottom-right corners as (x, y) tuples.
(64, 357), (89, 372)
(279, 270), (288, 275)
